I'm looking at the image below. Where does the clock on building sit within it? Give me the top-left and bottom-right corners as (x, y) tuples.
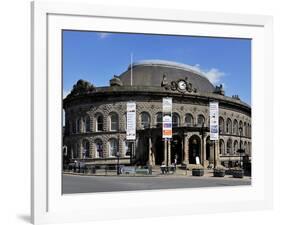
(177, 80), (187, 91)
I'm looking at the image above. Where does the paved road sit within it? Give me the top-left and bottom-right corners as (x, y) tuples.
(62, 174), (251, 194)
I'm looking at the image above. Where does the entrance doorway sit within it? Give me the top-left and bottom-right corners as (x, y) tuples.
(188, 135), (201, 164)
(171, 135), (182, 164)
(155, 136), (164, 165)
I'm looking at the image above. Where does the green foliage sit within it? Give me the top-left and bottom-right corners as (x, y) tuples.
(69, 79), (96, 97)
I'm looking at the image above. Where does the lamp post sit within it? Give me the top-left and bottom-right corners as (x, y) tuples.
(237, 126), (244, 168)
(200, 121), (206, 166)
(116, 151), (120, 175)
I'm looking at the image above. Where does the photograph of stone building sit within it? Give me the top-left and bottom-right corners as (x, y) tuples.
(63, 60), (251, 168)
(62, 31), (251, 193)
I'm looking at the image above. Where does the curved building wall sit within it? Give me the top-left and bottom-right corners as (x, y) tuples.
(63, 96), (251, 167)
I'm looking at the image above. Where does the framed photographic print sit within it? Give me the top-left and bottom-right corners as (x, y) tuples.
(31, 1), (273, 224)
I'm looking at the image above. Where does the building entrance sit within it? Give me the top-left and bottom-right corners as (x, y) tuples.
(188, 135), (201, 164)
(155, 136), (164, 165)
(171, 135), (182, 164)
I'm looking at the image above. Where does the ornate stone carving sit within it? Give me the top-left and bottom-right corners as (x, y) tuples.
(161, 75), (197, 93)
(213, 84), (225, 95)
(110, 75), (123, 86)
(161, 73), (169, 87)
(232, 95), (240, 100)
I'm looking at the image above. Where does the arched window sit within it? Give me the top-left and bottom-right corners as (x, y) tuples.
(94, 139), (103, 158)
(76, 118), (81, 133)
(108, 139), (118, 157)
(239, 140), (243, 151)
(233, 119), (238, 135)
(233, 140), (238, 155)
(71, 120), (76, 133)
(82, 139), (90, 158)
(185, 113), (193, 127)
(80, 118), (86, 133)
(73, 144), (78, 158)
(226, 118), (232, 134)
(244, 122), (247, 136)
(156, 112), (162, 128)
(239, 121), (243, 135)
(172, 113), (180, 127)
(109, 113), (118, 131)
(96, 114), (103, 132)
(197, 114), (205, 127)
(244, 141), (247, 153)
(219, 139), (225, 155)
(123, 141), (133, 157)
(76, 143), (80, 158)
(226, 139), (232, 154)
(141, 112), (150, 129)
(85, 116), (91, 132)
(219, 117), (225, 133)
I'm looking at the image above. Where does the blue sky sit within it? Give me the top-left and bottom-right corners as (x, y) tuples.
(63, 30), (251, 105)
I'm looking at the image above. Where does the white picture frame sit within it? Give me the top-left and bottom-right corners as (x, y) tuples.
(31, 1), (273, 224)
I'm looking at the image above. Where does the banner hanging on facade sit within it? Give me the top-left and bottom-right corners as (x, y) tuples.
(209, 101), (219, 140)
(126, 102), (136, 140)
(162, 97), (172, 139)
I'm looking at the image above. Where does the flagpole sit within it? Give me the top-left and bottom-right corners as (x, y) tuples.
(130, 53), (133, 86)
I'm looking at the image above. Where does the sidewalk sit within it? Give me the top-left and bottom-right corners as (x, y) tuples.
(63, 168), (251, 181)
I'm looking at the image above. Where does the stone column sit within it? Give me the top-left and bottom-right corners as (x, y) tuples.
(79, 119), (83, 133)
(215, 140), (220, 166)
(200, 137), (204, 165)
(183, 134), (189, 165)
(209, 140), (220, 167)
(181, 135), (184, 164)
(118, 134), (122, 157)
(90, 140), (95, 158)
(90, 116), (94, 133)
(151, 136), (156, 166)
(164, 140), (167, 165)
(167, 140), (171, 166)
(79, 141), (83, 159)
(209, 141), (214, 165)
(202, 137), (207, 167)
(147, 136), (153, 166)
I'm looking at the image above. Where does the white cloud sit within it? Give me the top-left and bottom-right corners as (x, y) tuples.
(97, 33), (111, 39)
(203, 68), (225, 85)
(191, 64), (225, 86)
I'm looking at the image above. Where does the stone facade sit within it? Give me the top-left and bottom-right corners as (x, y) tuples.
(63, 60), (251, 168)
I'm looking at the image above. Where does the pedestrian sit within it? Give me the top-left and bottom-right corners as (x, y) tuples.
(174, 154), (177, 171)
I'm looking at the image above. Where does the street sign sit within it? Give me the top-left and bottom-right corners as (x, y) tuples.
(126, 102), (136, 140)
(162, 97), (172, 139)
(209, 101), (219, 140)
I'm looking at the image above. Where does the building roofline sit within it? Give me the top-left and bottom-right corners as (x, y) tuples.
(64, 85), (251, 112)
(127, 59), (208, 80)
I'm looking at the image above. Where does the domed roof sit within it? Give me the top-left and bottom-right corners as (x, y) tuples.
(118, 60), (215, 93)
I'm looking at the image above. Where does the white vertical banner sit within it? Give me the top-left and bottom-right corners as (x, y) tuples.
(209, 101), (219, 140)
(162, 97), (172, 139)
(126, 102), (136, 140)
